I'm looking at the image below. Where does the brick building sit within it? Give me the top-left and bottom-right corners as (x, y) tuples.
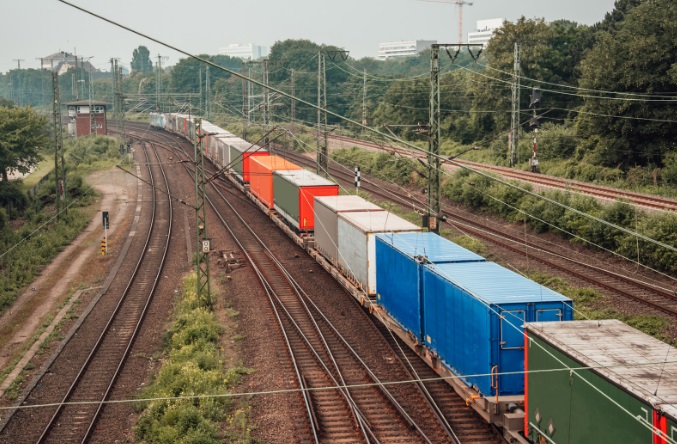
(64, 100), (110, 137)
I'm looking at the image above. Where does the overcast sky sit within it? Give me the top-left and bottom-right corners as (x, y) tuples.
(1, 0), (617, 74)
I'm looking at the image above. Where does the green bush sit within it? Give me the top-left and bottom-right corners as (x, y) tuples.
(438, 169), (677, 274)
(134, 273), (253, 443)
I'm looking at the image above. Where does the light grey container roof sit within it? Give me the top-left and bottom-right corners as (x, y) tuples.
(340, 210), (421, 234)
(526, 319), (677, 419)
(376, 232), (486, 264)
(274, 169), (336, 187)
(315, 195), (384, 212)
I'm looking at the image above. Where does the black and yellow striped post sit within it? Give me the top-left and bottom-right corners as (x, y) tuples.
(101, 239), (106, 256)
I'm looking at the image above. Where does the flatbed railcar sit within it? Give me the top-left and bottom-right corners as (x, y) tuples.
(149, 113), (676, 444)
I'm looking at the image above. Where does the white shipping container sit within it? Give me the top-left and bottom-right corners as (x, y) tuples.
(337, 211), (421, 295)
(314, 196), (384, 265)
(214, 135), (238, 169)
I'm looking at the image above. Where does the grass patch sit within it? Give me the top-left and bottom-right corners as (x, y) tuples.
(134, 272), (254, 443)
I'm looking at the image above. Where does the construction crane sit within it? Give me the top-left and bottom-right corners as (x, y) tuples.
(420, 0), (474, 44)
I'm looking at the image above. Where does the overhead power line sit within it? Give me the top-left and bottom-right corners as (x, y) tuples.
(57, 0), (677, 256)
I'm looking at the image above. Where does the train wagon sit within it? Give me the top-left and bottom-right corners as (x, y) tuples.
(525, 320), (677, 444)
(421, 261), (573, 397)
(209, 134), (236, 166)
(337, 211), (421, 295)
(249, 156), (301, 209)
(375, 232), (486, 341)
(228, 139), (268, 183)
(313, 195), (384, 267)
(200, 122), (226, 159)
(273, 169), (338, 231)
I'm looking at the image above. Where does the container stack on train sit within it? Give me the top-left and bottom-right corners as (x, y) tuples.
(150, 112), (677, 444)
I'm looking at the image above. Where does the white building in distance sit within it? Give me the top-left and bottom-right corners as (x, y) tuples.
(467, 18), (504, 48)
(218, 44), (268, 60)
(377, 40), (436, 60)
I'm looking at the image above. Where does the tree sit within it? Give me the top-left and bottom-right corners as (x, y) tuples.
(576, 0), (677, 168)
(131, 46), (153, 74)
(468, 18), (594, 140)
(0, 106), (49, 182)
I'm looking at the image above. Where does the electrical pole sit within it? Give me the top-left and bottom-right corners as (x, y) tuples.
(317, 51), (327, 175)
(89, 61), (95, 136)
(362, 69), (368, 128)
(52, 71), (66, 219)
(428, 45), (442, 233)
(290, 68), (296, 128)
(510, 42), (520, 167)
(193, 119), (211, 308)
(262, 58), (269, 148)
(13, 59), (24, 106)
(199, 67), (203, 116)
(529, 87), (541, 173)
(156, 54), (167, 111)
(205, 65), (211, 120)
(241, 62), (248, 139)
(427, 43), (483, 233)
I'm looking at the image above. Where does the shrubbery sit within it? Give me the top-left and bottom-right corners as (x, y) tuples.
(443, 170), (677, 274)
(134, 273), (253, 443)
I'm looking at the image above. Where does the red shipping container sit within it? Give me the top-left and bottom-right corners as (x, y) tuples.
(249, 156), (301, 209)
(273, 170), (338, 231)
(243, 152), (269, 183)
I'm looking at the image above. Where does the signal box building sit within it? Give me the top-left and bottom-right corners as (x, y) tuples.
(64, 100), (110, 137)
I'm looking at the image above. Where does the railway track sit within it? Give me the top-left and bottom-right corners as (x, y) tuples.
(0, 140), (172, 443)
(280, 149), (677, 319)
(166, 137), (458, 443)
(328, 134), (677, 212)
(125, 123), (508, 443)
(127, 121), (676, 439)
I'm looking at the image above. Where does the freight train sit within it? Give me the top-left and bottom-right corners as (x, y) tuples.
(149, 112), (677, 444)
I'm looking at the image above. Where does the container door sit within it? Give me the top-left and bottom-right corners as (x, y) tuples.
(535, 308), (563, 322)
(500, 310), (525, 350)
(499, 309), (526, 395)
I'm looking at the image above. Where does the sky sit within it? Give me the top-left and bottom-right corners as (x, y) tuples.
(1, 0), (618, 74)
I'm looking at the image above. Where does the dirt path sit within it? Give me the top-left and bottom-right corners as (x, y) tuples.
(0, 167), (137, 374)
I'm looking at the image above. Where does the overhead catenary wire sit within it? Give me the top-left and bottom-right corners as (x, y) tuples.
(55, 5), (677, 437)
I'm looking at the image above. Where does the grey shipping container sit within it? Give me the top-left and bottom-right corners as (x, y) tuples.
(314, 195), (384, 266)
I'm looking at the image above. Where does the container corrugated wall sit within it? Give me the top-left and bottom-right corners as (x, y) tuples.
(525, 320), (677, 443)
(337, 211), (421, 295)
(249, 156), (301, 209)
(313, 196), (383, 265)
(422, 261), (573, 397)
(273, 170), (338, 231)
(375, 232), (486, 341)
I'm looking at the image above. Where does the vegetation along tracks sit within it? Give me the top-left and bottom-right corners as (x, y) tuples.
(0, 140), (173, 443)
(177, 148), (455, 442)
(329, 134), (677, 212)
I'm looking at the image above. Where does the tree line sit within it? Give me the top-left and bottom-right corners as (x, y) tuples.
(1, 0), (675, 181)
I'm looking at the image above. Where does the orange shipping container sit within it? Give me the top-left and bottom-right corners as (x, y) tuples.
(249, 156), (302, 209)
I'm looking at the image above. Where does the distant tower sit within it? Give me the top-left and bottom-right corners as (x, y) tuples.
(420, 0), (474, 43)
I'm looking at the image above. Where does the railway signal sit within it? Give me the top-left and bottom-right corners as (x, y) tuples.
(529, 87), (542, 173)
(102, 211), (109, 254)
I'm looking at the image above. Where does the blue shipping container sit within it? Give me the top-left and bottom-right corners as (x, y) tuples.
(375, 232), (486, 341)
(422, 261), (573, 397)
